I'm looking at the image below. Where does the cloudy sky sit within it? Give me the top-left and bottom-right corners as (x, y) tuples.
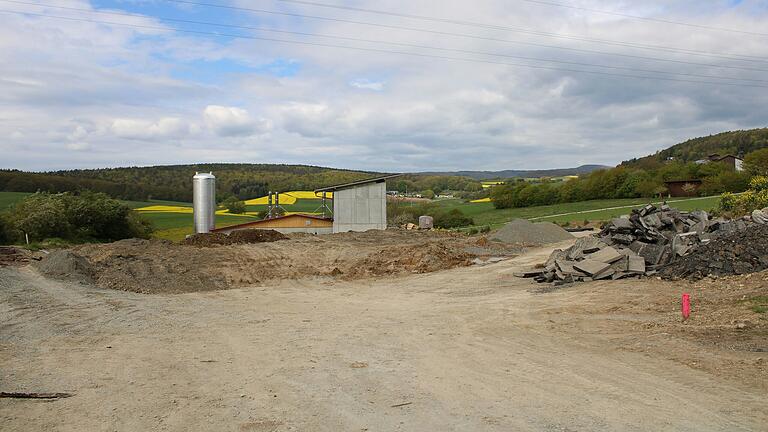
(1, 0), (767, 172)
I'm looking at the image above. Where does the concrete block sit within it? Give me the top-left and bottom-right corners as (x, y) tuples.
(573, 260), (611, 276)
(628, 256), (646, 273)
(585, 246), (623, 264)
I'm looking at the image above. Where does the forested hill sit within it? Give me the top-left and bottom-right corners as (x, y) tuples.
(0, 164), (380, 202)
(621, 128), (768, 170)
(424, 164), (608, 180)
(0, 164), (484, 202)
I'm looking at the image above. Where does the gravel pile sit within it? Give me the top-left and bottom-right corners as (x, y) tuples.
(33, 250), (95, 283)
(490, 219), (573, 245)
(660, 223), (768, 280)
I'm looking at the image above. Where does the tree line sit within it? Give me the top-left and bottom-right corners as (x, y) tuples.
(490, 148), (768, 209)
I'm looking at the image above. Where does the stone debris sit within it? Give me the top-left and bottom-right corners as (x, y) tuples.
(419, 215), (434, 230)
(660, 223), (768, 280)
(522, 203), (760, 285)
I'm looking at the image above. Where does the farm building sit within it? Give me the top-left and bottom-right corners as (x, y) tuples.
(316, 174), (400, 233)
(695, 153), (744, 171)
(212, 214), (333, 235)
(664, 180), (703, 197)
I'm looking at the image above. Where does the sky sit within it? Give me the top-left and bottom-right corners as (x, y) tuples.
(1, 0), (767, 172)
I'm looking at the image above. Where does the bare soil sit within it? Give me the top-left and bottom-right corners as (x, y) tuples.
(49, 230), (507, 294)
(1, 238), (766, 431)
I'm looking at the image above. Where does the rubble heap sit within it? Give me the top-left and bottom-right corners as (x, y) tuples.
(660, 223), (768, 280)
(519, 203), (754, 285)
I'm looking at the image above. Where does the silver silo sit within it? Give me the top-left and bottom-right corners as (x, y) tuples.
(193, 172), (216, 234)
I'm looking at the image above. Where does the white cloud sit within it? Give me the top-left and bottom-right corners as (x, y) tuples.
(350, 79), (385, 91)
(203, 105), (271, 137)
(66, 142), (91, 151)
(1, 0), (767, 171)
(111, 117), (191, 140)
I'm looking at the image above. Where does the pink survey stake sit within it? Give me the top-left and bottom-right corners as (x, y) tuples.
(681, 293), (691, 320)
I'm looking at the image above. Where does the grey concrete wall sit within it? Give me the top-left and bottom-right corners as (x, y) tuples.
(333, 182), (387, 233)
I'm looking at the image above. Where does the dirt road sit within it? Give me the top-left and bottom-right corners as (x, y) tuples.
(1, 242), (766, 431)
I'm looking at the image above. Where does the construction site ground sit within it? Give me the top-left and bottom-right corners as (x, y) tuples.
(1, 235), (766, 431)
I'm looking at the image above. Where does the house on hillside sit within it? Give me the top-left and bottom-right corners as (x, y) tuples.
(694, 153), (744, 171)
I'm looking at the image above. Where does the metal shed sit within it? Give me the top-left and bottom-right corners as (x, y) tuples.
(315, 174), (400, 233)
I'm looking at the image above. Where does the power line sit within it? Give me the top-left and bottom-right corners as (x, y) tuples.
(4, 8), (768, 89)
(515, 0), (768, 37)
(10, 1), (768, 74)
(6, 1), (768, 82)
(162, 0), (768, 64)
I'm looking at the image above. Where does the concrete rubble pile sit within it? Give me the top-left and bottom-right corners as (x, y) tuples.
(518, 203), (757, 285)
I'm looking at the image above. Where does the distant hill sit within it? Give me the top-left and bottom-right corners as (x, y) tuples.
(0, 164), (381, 202)
(621, 128), (768, 169)
(424, 164), (610, 180)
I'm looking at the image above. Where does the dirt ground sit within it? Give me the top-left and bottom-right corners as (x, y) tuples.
(1, 238), (767, 431)
(50, 230), (518, 294)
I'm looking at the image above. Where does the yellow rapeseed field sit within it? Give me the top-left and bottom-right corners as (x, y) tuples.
(470, 197), (492, 203)
(135, 205), (193, 213)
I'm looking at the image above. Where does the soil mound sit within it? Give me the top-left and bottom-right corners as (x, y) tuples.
(0, 247), (34, 266)
(182, 229), (287, 247)
(344, 242), (474, 278)
(490, 219), (573, 245)
(34, 250), (95, 283)
(660, 224), (768, 280)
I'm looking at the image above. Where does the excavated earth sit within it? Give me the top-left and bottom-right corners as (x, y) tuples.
(31, 230), (518, 294)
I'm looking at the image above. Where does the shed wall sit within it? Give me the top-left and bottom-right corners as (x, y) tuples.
(332, 182), (387, 233)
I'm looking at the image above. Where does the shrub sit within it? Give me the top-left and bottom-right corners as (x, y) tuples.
(743, 148), (768, 177)
(718, 177), (768, 216)
(467, 227), (479, 235)
(6, 191), (152, 242)
(222, 196), (247, 214)
(433, 209), (474, 229)
(479, 225), (491, 233)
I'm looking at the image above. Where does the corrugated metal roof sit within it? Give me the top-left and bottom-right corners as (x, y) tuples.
(314, 174), (401, 192)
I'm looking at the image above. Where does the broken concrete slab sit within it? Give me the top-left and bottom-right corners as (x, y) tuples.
(627, 256), (646, 273)
(573, 259), (611, 276)
(585, 246), (623, 264)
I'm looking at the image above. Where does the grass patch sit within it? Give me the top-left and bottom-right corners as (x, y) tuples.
(0, 191), (31, 210)
(431, 195), (721, 228)
(740, 296), (768, 314)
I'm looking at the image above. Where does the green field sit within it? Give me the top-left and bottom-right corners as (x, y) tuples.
(0, 192), (31, 210)
(0, 191), (723, 240)
(431, 195), (721, 228)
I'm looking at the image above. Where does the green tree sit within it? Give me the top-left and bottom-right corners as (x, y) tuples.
(743, 148), (768, 177)
(433, 209), (474, 228)
(222, 196), (247, 214)
(422, 189), (436, 199)
(6, 192), (152, 242)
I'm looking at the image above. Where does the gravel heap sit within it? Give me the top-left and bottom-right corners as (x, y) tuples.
(33, 250), (95, 283)
(660, 223), (768, 280)
(490, 219), (573, 245)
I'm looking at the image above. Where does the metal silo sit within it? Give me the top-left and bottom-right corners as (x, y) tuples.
(193, 172), (216, 234)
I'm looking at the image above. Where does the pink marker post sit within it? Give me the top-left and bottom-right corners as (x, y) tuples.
(681, 293), (691, 320)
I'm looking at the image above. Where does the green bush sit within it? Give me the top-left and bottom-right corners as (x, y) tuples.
(467, 227), (479, 235)
(479, 225), (491, 233)
(0, 214), (9, 245)
(5, 191), (152, 243)
(743, 148), (768, 177)
(222, 196), (247, 214)
(433, 208), (474, 229)
(718, 176), (768, 215)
